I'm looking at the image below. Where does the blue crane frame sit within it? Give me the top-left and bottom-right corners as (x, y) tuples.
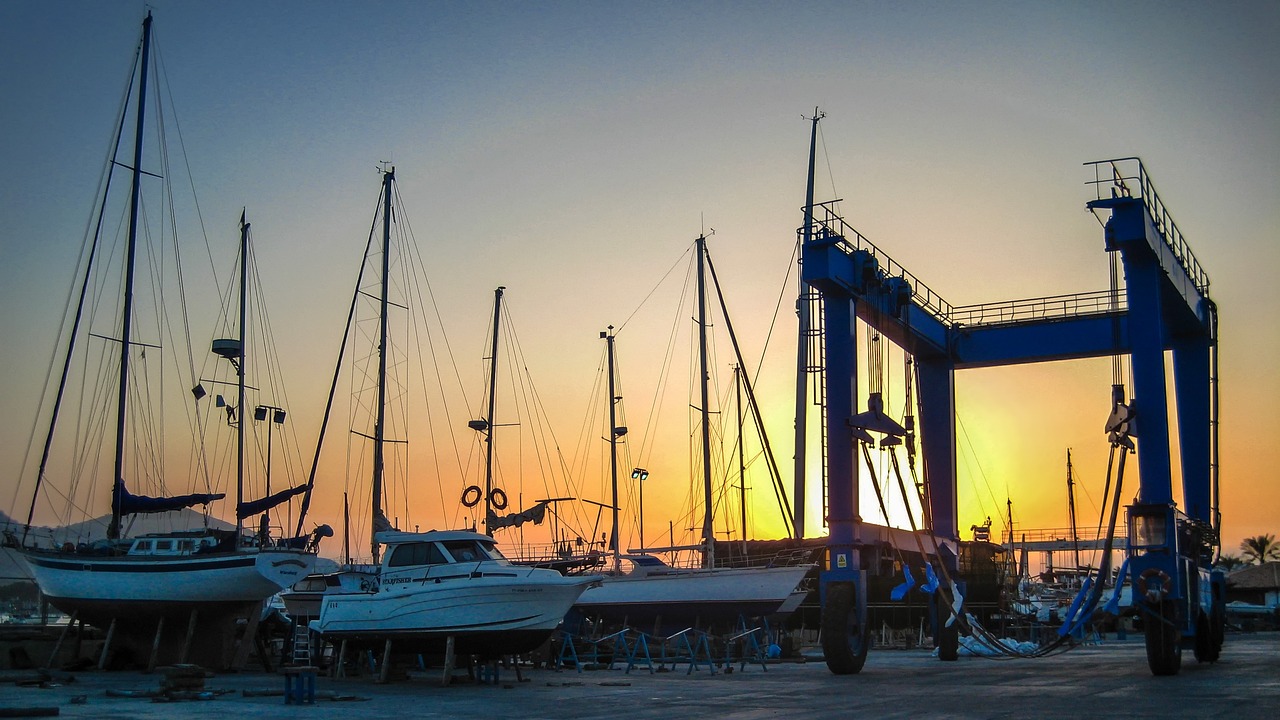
(801, 157), (1222, 675)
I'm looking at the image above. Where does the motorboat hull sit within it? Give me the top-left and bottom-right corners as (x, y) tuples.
(316, 571), (595, 657)
(280, 566), (378, 619)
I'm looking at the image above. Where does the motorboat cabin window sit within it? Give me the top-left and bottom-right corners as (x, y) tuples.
(293, 577), (329, 593)
(155, 540), (174, 551)
(132, 540), (153, 553)
(441, 539), (504, 563)
(386, 542), (449, 568)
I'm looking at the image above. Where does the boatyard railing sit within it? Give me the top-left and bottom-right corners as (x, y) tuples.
(1005, 525), (1129, 546)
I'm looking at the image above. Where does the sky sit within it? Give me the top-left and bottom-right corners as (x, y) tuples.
(0, 1), (1276, 565)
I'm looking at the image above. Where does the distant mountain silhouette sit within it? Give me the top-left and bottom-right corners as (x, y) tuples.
(0, 510), (338, 584)
(3, 508), (234, 550)
(1, 509), (239, 586)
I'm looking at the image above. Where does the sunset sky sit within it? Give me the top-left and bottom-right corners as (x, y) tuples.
(1, 1), (1275, 564)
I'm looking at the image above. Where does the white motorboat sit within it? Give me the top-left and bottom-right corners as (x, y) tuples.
(315, 530), (599, 657)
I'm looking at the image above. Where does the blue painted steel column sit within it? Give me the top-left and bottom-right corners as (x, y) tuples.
(916, 356), (958, 541)
(824, 292), (860, 567)
(1115, 220), (1174, 506)
(1173, 335), (1212, 522)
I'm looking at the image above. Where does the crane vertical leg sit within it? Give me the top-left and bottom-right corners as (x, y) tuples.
(818, 293), (869, 674)
(1119, 249), (1173, 505)
(916, 356), (963, 660)
(1172, 335), (1212, 523)
(1110, 204), (1213, 677)
(824, 293), (858, 551)
(916, 357), (957, 541)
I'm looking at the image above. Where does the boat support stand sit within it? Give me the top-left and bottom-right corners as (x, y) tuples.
(96, 619), (117, 671)
(179, 609), (199, 663)
(146, 617), (166, 672)
(44, 610), (78, 669)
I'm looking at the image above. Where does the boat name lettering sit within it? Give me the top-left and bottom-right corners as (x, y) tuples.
(382, 575), (427, 586)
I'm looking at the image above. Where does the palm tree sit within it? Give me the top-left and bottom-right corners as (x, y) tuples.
(1215, 554), (1246, 572)
(1239, 534), (1280, 565)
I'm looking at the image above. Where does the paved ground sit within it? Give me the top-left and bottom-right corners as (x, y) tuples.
(0, 632), (1275, 719)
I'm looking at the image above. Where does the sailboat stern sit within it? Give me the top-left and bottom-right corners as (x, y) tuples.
(254, 548), (317, 593)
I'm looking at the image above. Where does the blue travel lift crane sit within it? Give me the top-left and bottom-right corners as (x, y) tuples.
(797, 121), (1222, 676)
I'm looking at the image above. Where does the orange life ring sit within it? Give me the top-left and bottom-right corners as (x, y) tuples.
(489, 488), (508, 510)
(1137, 567), (1172, 601)
(461, 485), (482, 508)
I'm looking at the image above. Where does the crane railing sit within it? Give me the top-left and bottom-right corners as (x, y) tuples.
(950, 289), (1125, 327)
(801, 202), (1127, 330)
(801, 200), (955, 325)
(1085, 157), (1210, 295)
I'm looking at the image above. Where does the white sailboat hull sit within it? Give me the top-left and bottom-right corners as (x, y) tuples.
(20, 548), (315, 620)
(574, 564), (813, 626)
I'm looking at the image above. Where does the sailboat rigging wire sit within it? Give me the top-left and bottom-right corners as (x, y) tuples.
(703, 252), (795, 535)
(299, 183), (381, 540)
(630, 252), (693, 479)
(817, 122), (840, 215)
(955, 415), (1001, 526)
(615, 245), (693, 333)
(150, 34), (245, 521)
(750, 235), (801, 387)
(558, 348), (606, 533)
(490, 297), (581, 523)
(151, 29), (221, 298)
(18, 36), (146, 536)
(399, 215), (469, 531)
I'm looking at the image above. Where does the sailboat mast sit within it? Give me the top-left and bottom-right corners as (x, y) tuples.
(483, 286), (504, 535)
(735, 364), (746, 557)
(792, 107), (822, 541)
(696, 234), (714, 568)
(371, 167), (394, 564)
(1066, 448), (1081, 569)
(235, 212), (250, 539)
(343, 491), (351, 565)
(604, 327), (621, 573)
(108, 11), (153, 541)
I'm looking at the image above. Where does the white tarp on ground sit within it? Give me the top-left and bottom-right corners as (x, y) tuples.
(931, 635), (1040, 657)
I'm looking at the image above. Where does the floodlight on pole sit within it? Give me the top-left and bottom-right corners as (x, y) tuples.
(632, 467), (649, 550)
(254, 404), (286, 496)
